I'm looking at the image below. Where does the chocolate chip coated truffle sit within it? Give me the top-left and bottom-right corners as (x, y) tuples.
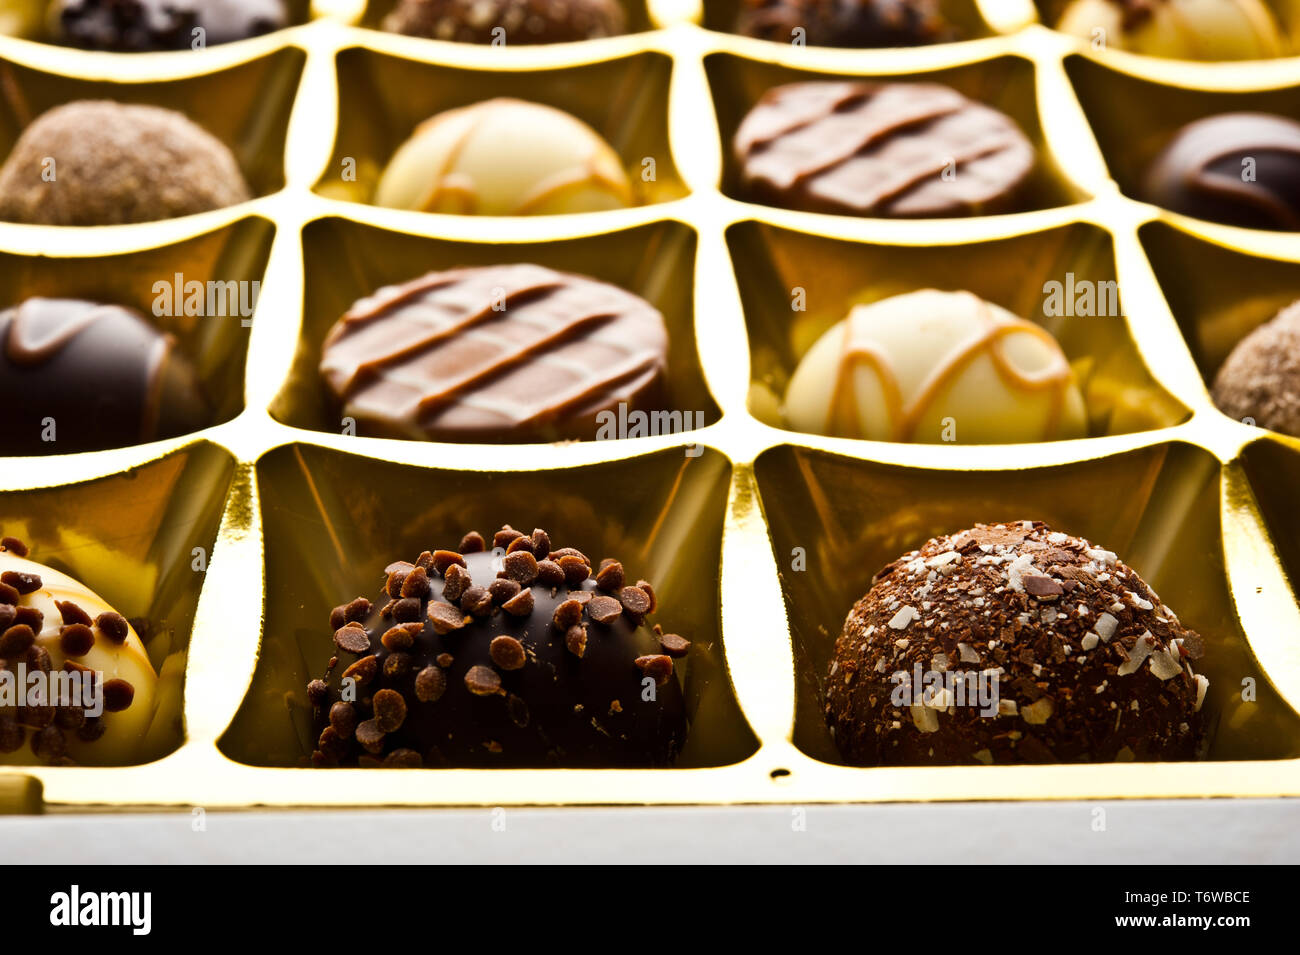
(382, 0), (625, 43)
(733, 82), (1037, 218)
(0, 537), (158, 767)
(51, 0), (288, 50)
(1057, 0), (1285, 60)
(1211, 299), (1300, 436)
(309, 526), (689, 768)
(784, 290), (1086, 443)
(374, 98), (634, 216)
(1142, 112), (1300, 230)
(0, 298), (209, 455)
(319, 264), (668, 443)
(735, 0), (956, 47)
(825, 521), (1209, 765)
(0, 100), (252, 226)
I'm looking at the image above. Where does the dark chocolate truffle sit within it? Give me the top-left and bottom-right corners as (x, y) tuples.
(825, 521), (1209, 766)
(735, 0), (956, 48)
(1211, 298), (1300, 436)
(308, 526), (688, 767)
(318, 264), (669, 443)
(382, 0), (625, 43)
(1142, 112), (1300, 230)
(0, 100), (252, 226)
(733, 81), (1037, 218)
(51, 0), (288, 50)
(0, 298), (209, 454)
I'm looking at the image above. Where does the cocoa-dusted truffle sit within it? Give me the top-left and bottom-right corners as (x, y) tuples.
(50, 0), (288, 50)
(825, 521), (1209, 765)
(0, 535), (158, 767)
(735, 0), (956, 48)
(733, 81), (1037, 218)
(1211, 298), (1300, 436)
(382, 0), (625, 43)
(308, 526), (689, 767)
(0, 100), (252, 226)
(1141, 112), (1300, 230)
(0, 298), (209, 455)
(318, 264), (668, 443)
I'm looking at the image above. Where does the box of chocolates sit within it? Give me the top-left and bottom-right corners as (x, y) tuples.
(1, 0), (1299, 814)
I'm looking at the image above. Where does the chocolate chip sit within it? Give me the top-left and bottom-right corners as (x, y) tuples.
(342, 655), (378, 686)
(58, 624), (95, 657)
(391, 597), (422, 622)
(77, 717), (106, 742)
(558, 555), (590, 587)
(658, 633), (691, 657)
(501, 551), (538, 585)
(355, 719), (386, 754)
(488, 578), (521, 604)
(14, 606), (41, 631)
(0, 582), (16, 604)
(26, 644), (50, 674)
(415, 551), (435, 570)
(535, 560), (564, 588)
(436, 653), (454, 668)
(427, 601), (468, 634)
(384, 651), (412, 679)
(400, 565), (431, 598)
(385, 569), (408, 598)
(460, 586), (493, 617)
(329, 701), (358, 739)
(0, 715), (22, 753)
(530, 529), (551, 558)
(384, 748), (422, 768)
(432, 550), (466, 575)
(307, 679), (329, 706)
(493, 526), (523, 549)
(56, 600), (92, 627)
(553, 598), (582, 631)
(465, 665), (502, 696)
(344, 597), (371, 623)
(0, 624), (35, 656)
(490, 635), (527, 671)
(506, 535), (535, 555)
(103, 679), (135, 712)
(1, 536), (29, 557)
(373, 688), (408, 732)
(443, 563), (471, 603)
(595, 560), (624, 592)
(587, 595), (622, 624)
(17, 702), (53, 729)
(0, 604), (13, 630)
(548, 547), (590, 566)
(31, 724), (65, 760)
(95, 612), (129, 644)
(55, 706), (86, 730)
(1023, 574), (1064, 598)
(315, 726), (345, 763)
(334, 623), (371, 655)
(1, 571), (40, 595)
(619, 586), (651, 616)
(636, 580), (657, 613)
(459, 531), (486, 554)
(415, 665), (446, 703)
(635, 654), (674, 686)
(502, 588), (534, 617)
(381, 623), (421, 651)
(565, 626), (587, 658)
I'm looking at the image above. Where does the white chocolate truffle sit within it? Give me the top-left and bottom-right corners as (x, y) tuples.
(783, 289), (1087, 444)
(0, 549), (158, 766)
(1056, 0), (1285, 61)
(374, 98), (635, 216)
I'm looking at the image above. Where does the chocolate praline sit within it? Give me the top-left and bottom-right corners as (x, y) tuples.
(50, 0), (288, 51)
(733, 81), (1037, 218)
(1211, 298), (1300, 436)
(382, 0), (625, 43)
(308, 526), (689, 768)
(1142, 112), (1300, 230)
(824, 521), (1209, 766)
(0, 298), (208, 455)
(318, 264), (668, 443)
(734, 0), (957, 48)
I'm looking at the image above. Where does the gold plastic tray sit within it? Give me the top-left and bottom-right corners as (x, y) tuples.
(1, 0), (1299, 811)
